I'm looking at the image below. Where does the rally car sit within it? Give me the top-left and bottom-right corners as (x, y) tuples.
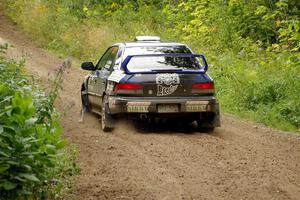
(81, 36), (220, 132)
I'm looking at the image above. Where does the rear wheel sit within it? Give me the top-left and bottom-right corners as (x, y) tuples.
(196, 112), (216, 133)
(197, 120), (215, 133)
(101, 95), (114, 132)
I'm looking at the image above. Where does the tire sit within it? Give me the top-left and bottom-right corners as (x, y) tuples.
(101, 95), (114, 132)
(197, 119), (215, 133)
(81, 87), (90, 112)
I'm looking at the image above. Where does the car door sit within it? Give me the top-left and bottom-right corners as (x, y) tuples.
(88, 46), (119, 109)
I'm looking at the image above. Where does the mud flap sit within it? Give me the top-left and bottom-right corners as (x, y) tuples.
(212, 102), (221, 127)
(102, 96), (116, 131)
(197, 102), (221, 128)
(79, 90), (90, 123)
(81, 90), (90, 112)
(104, 103), (116, 128)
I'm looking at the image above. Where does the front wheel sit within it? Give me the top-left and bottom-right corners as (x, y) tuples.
(81, 86), (90, 112)
(101, 95), (114, 132)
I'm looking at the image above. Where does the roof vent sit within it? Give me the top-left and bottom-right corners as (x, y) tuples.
(135, 36), (161, 42)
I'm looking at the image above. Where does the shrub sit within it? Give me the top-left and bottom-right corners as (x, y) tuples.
(0, 45), (78, 199)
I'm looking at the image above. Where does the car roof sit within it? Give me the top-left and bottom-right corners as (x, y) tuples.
(114, 42), (187, 47)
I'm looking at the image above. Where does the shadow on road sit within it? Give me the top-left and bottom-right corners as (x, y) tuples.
(115, 118), (213, 135)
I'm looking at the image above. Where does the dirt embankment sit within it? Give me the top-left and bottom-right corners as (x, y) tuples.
(1, 12), (300, 200)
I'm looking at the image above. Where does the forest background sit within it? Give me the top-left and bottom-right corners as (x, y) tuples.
(1, 0), (299, 132)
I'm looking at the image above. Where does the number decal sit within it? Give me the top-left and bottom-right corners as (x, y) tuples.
(156, 73), (180, 96)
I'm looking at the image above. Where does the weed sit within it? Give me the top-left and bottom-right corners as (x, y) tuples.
(0, 44), (78, 199)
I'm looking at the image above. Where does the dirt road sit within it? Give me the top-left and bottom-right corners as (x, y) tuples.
(1, 12), (300, 200)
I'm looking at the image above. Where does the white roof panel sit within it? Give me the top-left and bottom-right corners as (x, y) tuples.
(135, 36), (161, 42)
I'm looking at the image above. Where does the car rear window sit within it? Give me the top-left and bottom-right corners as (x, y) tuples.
(123, 46), (204, 72)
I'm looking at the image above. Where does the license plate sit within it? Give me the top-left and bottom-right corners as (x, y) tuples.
(157, 104), (179, 113)
(186, 104), (207, 112)
(127, 102), (150, 113)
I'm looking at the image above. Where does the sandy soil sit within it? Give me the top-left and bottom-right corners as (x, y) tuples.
(1, 12), (300, 200)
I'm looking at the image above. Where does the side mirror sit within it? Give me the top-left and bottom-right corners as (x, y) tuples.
(81, 62), (95, 71)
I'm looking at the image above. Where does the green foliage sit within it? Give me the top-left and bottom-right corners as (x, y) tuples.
(0, 45), (78, 199)
(163, 0), (299, 52)
(212, 51), (300, 130)
(0, 0), (299, 132)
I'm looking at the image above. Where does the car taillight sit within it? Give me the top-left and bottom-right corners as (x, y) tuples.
(192, 82), (214, 90)
(115, 83), (143, 90)
(114, 83), (143, 94)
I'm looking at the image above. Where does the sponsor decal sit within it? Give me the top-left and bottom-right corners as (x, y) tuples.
(108, 70), (126, 83)
(127, 102), (151, 113)
(156, 73), (180, 96)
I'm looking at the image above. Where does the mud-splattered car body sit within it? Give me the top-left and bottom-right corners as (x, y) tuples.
(81, 36), (220, 131)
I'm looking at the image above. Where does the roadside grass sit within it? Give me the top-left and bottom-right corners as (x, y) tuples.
(0, 1), (299, 133)
(209, 51), (300, 132)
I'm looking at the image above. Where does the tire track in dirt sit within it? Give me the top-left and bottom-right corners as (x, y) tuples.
(1, 11), (300, 200)
(112, 121), (187, 199)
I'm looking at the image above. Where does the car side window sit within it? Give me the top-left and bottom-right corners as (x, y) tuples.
(114, 47), (123, 69)
(96, 46), (119, 71)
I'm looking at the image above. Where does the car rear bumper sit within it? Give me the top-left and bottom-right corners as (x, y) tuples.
(108, 96), (219, 114)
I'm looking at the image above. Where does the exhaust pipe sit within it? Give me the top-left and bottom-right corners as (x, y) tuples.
(140, 114), (148, 121)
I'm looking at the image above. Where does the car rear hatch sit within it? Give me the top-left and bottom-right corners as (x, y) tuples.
(114, 54), (215, 97)
(115, 73), (214, 97)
